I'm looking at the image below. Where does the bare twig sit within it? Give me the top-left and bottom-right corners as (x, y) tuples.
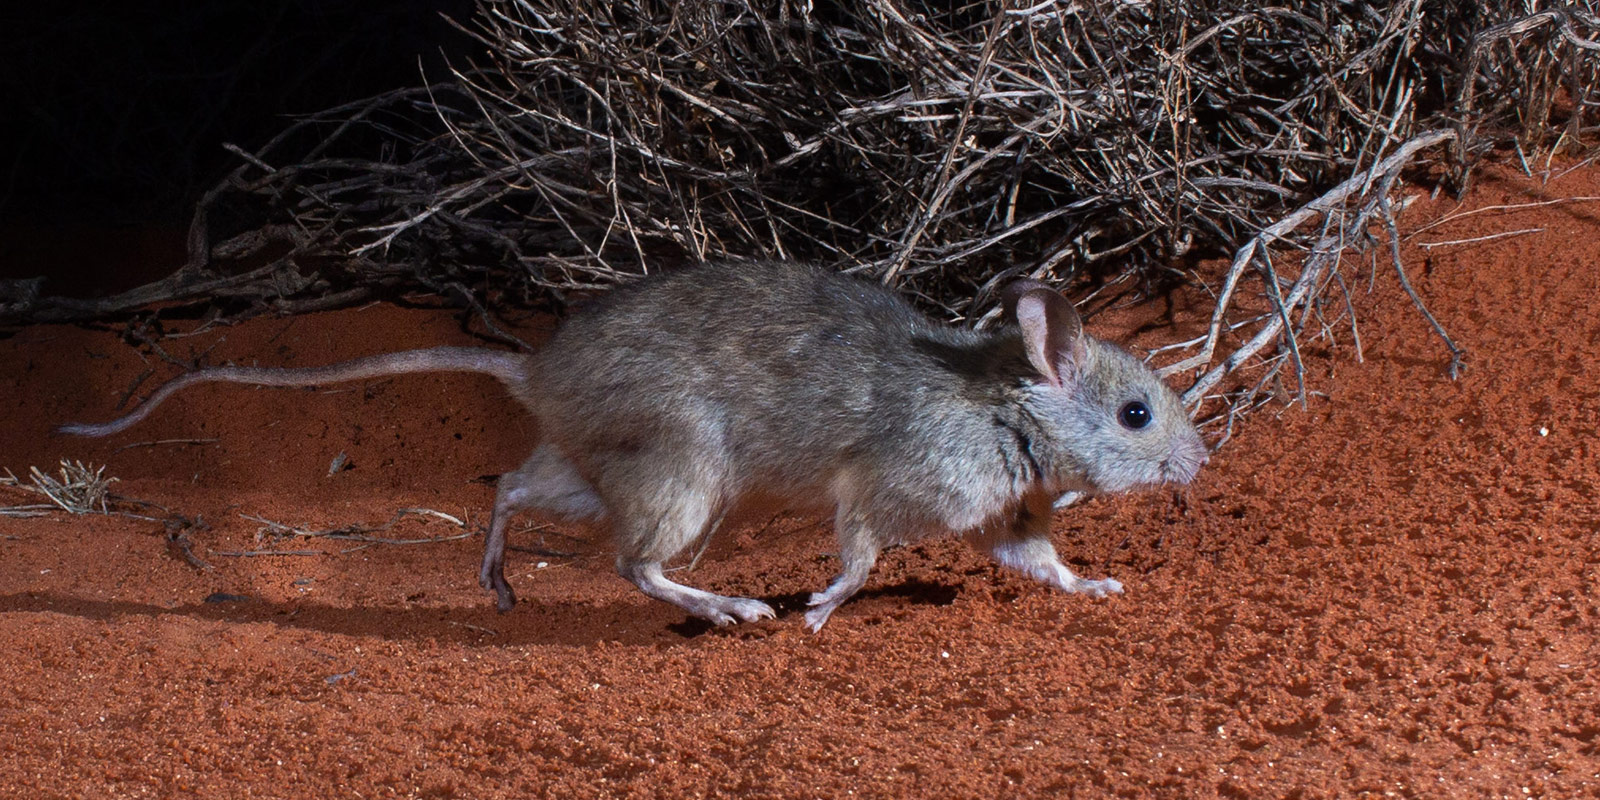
(241, 507), (475, 547)
(115, 438), (220, 453)
(1406, 196), (1600, 237)
(448, 621), (499, 636)
(1380, 198), (1468, 378)
(1417, 228), (1545, 250)
(165, 515), (214, 571)
(212, 549), (326, 557)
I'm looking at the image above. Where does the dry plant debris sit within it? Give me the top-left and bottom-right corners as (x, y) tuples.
(214, 508), (477, 558)
(1, 461), (119, 516)
(2, 1), (1597, 422)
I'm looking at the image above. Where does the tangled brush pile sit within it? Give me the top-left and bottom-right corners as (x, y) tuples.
(6, 1), (1597, 419)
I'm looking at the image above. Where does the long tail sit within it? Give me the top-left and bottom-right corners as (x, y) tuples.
(59, 346), (530, 438)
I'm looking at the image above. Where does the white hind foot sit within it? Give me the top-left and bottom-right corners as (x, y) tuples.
(1062, 574), (1123, 597)
(619, 561), (774, 626)
(974, 521), (1125, 601)
(718, 597), (779, 625)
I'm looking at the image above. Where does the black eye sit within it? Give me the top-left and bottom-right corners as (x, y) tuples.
(1119, 401), (1151, 430)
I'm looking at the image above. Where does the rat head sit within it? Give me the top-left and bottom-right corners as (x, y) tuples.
(1004, 280), (1208, 494)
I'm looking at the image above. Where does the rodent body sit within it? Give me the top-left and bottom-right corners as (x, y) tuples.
(63, 262), (1207, 630)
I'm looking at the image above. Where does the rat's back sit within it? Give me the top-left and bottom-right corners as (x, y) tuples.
(528, 262), (1006, 495)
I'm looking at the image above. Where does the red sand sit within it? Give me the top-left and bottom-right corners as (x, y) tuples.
(2, 162), (1597, 798)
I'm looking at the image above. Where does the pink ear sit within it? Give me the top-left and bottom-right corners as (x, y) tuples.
(1006, 283), (1087, 387)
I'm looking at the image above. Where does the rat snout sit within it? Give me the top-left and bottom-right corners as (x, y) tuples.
(1162, 437), (1209, 485)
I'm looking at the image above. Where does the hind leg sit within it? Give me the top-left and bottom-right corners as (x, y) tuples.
(618, 561), (776, 626)
(803, 503), (883, 632)
(609, 470), (774, 626)
(970, 493), (1122, 598)
(480, 444), (605, 612)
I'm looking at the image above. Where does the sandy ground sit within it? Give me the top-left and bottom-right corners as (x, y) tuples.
(2, 161), (1598, 798)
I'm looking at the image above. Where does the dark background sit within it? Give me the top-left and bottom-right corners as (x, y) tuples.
(1, 1), (474, 285)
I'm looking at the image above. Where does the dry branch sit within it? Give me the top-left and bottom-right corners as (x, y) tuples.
(1171, 129), (1458, 407)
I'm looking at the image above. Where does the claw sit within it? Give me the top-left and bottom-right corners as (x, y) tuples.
(803, 607), (833, 632)
(726, 598), (776, 623)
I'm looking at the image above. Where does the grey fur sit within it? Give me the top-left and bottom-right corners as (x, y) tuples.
(61, 262), (1207, 630)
